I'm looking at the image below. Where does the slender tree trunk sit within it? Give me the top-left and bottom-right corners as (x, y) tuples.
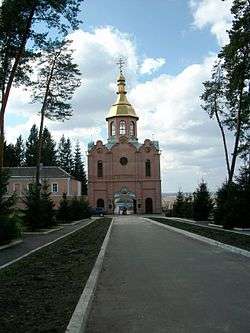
(35, 57), (57, 187)
(214, 105), (231, 179)
(0, 6), (35, 168)
(228, 87), (244, 182)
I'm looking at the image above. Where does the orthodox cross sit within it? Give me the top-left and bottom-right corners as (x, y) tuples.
(116, 57), (126, 74)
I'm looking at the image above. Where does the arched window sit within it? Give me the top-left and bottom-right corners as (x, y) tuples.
(97, 198), (104, 208)
(145, 159), (151, 177)
(110, 121), (115, 136)
(130, 121), (135, 136)
(97, 160), (103, 177)
(119, 120), (126, 135)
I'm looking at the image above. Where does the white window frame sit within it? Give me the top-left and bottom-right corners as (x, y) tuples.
(119, 120), (126, 135)
(52, 183), (58, 193)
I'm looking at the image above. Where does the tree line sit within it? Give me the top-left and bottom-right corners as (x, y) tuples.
(4, 124), (87, 194)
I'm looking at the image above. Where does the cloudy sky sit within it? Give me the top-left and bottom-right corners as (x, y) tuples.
(6, 0), (234, 192)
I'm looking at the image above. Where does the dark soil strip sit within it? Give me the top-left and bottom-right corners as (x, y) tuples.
(150, 218), (250, 252)
(0, 218), (112, 333)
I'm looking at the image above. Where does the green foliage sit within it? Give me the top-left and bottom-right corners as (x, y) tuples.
(0, 168), (16, 215)
(193, 181), (213, 221)
(201, 0), (250, 181)
(25, 125), (57, 166)
(58, 135), (73, 174)
(0, 168), (20, 244)
(72, 141), (87, 195)
(0, 0), (84, 166)
(0, 215), (22, 245)
(25, 124), (39, 166)
(173, 190), (193, 218)
(41, 128), (57, 166)
(4, 135), (25, 167)
(31, 39), (81, 122)
(56, 193), (70, 222)
(57, 195), (91, 222)
(23, 181), (56, 230)
(215, 163), (250, 229)
(68, 197), (91, 221)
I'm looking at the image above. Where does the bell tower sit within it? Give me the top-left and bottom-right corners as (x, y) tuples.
(106, 60), (139, 143)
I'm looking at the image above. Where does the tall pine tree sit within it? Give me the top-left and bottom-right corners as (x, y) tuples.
(31, 38), (81, 185)
(72, 141), (87, 195)
(25, 124), (39, 166)
(0, 0), (84, 167)
(193, 181), (213, 221)
(41, 127), (57, 166)
(58, 135), (73, 174)
(15, 135), (25, 166)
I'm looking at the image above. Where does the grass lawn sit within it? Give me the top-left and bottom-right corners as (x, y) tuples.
(0, 217), (112, 333)
(150, 217), (250, 252)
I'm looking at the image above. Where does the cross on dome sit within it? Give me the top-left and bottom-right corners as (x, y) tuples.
(116, 57), (126, 74)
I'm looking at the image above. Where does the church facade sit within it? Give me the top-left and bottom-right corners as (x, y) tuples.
(87, 71), (161, 214)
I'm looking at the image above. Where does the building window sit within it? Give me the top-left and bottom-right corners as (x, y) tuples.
(145, 159), (151, 177)
(119, 120), (126, 135)
(13, 183), (21, 194)
(130, 121), (135, 136)
(52, 183), (58, 193)
(110, 121), (116, 136)
(97, 160), (103, 177)
(27, 183), (34, 191)
(120, 157), (128, 165)
(97, 198), (105, 208)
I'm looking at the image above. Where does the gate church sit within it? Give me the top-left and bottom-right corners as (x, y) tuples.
(87, 68), (161, 214)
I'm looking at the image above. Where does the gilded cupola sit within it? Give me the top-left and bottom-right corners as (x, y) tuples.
(106, 72), (139, 120)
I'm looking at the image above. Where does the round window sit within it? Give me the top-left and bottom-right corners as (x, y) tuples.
(120, 157), (128, 165)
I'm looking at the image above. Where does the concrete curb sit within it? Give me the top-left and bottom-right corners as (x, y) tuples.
(144, 218), (250, 258)
(66, 218), (114, 333)
(234, 227), (250, 231)
(208, 223), (223, 228)
(0, 239), (23, 251)
(0, 219), (95, 270)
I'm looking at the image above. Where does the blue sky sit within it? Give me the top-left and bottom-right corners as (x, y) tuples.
(82, 0), (219, 76)
(6, 0), (234, 192)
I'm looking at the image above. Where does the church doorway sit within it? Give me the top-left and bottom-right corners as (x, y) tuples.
(97, 198), (104, 208)
(145, 198), (153, 214)
(114, 187), (136, 215)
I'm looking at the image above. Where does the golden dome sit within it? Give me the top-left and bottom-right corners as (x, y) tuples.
(106, 73), (139, 120)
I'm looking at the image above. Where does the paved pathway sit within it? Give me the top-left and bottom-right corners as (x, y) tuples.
(86, 216), (250, 333)
(0, 218), (95, 267)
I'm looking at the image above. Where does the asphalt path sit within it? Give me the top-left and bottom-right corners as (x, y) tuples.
(86, 216), (250, 333)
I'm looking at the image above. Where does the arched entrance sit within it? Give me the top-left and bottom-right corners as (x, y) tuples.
(114, 187), (136, 215)
(97, 198), (104, 208)
(145, 198), (153, 214)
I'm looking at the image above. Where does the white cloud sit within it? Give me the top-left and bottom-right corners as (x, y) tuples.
(140, 57), (166, 75)
(6, 26), (232, 192)
(190, 0), (233, 46)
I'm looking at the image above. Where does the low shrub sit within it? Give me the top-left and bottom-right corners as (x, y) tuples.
(68, 197), (91, 221)
(0, 215), (22, 245)
(56, 195), (91, 222)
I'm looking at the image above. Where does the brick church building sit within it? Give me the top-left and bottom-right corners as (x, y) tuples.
(87, 71), (161, 214)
